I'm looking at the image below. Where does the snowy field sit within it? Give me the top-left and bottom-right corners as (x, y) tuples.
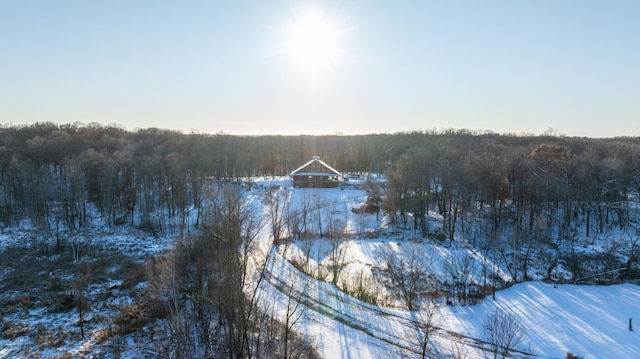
(445, 281), (640, 358)
(1, 176), (639, 358)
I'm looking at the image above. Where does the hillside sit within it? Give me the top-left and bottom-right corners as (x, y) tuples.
(257, 178), (640, 358)
(2, 176), (638, 358)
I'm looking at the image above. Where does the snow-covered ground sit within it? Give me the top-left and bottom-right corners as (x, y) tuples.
(254, 177), (640, 358)
(264, 251), (640, 358)
(442, 281), (640, 358)
(1, 176), (639, 358)
(0, 224), (170, 358)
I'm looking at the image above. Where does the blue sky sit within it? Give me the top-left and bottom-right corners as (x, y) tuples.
(1, 1), (638, 137)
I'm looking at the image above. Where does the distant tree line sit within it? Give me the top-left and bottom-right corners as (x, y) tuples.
(0, 122), (397, 233)
(2, 123), (639, 249)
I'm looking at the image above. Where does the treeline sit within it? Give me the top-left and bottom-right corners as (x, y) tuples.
(0, 122), (368, 232)
(0, 122), (415, 231)
(1, 122), (639, 240)
(378, 132), (640, 283)
(385, 132), (640, 240)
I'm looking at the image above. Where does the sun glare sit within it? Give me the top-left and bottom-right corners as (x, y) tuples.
(283, 5), (343, 72)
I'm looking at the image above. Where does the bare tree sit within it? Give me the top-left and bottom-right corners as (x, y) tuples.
(205, 184), (264, 358)
(282, 272), (309, 359)
(153, 252), (198, 359)
(311, 195), (327, 237)
(415, 298), (438, 359)
(265, 186), (289, 242)
(449, 340), (469, 359)
(365, 178), (384, 221)
(382, 247), (434, 310)
(444, 251), (476, 305)
(74, 263), (92, 338)
(483, 310), (526, 359)
(328, 235), (349, 285)
(296, 192), (313, 238)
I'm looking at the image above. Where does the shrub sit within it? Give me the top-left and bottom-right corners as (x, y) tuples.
(114, 304), (146, 334)
(52, 292), (75, 313)
(48, 277), (65, 292)
(120, 259), (146, 289)
(141, 290), (167, 319)
(338, 272), (381, 305)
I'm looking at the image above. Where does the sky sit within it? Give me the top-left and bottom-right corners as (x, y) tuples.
(1, 1), (638, 137)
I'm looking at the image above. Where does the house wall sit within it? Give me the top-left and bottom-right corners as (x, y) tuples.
(292, 175), (339, 188)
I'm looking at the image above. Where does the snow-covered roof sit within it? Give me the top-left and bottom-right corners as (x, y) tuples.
(290, 156), (341, 177)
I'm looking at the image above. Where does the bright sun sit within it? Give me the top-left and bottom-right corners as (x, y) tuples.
(283, 5), (343, 72)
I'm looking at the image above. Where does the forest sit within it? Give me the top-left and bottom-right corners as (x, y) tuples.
(2, 122), (639, 242)
(2, 122), (640, 358)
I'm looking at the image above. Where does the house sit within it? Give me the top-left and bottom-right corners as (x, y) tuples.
(290, 156), (342, 188)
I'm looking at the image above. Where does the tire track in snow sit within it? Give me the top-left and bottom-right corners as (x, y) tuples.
(262, 262), (420, 355)
(262, 250), (539, 358)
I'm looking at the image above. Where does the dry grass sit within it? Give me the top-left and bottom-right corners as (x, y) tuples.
(1, 321), (32, 340)
(0, 240), (154, 357)
(35, 325), (66, 348)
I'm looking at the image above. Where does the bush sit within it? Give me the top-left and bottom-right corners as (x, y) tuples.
(52, 292), (76, 313)
(120, 259), (146, 289)
(338, 272), (381, 305)
(141, 290), (167, 319)
(114, 304), (146, 334)
(48, 277), (65, 292)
